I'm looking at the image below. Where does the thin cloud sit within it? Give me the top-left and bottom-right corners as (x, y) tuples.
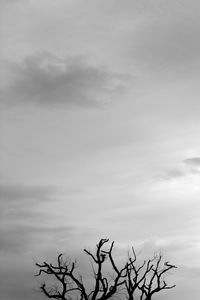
(0, 0), (24, 6)
(0, 183), (78, 255)
(1, 52), (127, 108)
(163, 169), (185, 180)
(0, 267), (37, 300)
(183, 157), (200, 166)
(130, 4), (200, 74)
(0, 183), (55, 203)
(182, 157), (200, 175)
(0, 224), (75, 254)
(0, 226), (75, 300)
(0, 184), (57, 223)
(161, 157), (200, 180)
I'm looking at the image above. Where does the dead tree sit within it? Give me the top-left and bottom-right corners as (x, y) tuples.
(35, 254), (88, 300)
(125, 249), (177, 300)
(35, 239), (177, 300)
(84, 238), (131, 300)
(125, 247), (153, 300)
(35, 238), (130, 300)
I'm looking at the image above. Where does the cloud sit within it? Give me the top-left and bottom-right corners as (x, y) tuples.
(0, 184), (75, 254)
(0, 0), (24, 6)
(161, 157), (200, 180)
(1, 52), (126, 108)
(0, 265), (37, 300)
(182, 156), (200, 174)
(0, 223), (75, 254)
(130, 3), (200, 74)
(0, 184), (57, 224)
(0, 183), (78, 300)
(162, 169), (185, 180)
(0, 183), (55, 203)
(183, 157), (200, 166)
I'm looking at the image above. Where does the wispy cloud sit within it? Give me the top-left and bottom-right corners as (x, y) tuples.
(163, 169), (185, 180)
(1, 52), (127, 108)
(129, 2), (200, 75)
(161, 157), (200, 180)
(0, 182), (77, 300)
(0, 183), (75, 253)
(183, 157), (200, 167)
(0, 183), (55, 203)
(0, 223), (75, 254)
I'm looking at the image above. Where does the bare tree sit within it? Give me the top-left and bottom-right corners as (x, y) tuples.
(35, 253), (88, 300)
(35, 239), (177, 300)
(125, 248), (177, 300)
(83, 238), (131, 300)
(35, 238), (130, 300)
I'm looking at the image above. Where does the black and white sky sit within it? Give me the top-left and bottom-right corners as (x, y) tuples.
(1, 0), (200, 299)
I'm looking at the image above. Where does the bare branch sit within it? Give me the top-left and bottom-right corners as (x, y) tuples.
(35, 239), (177, 300)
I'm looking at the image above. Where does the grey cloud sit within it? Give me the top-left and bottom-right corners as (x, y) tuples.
(161, 157), (200, 180)
(0, 184), (84, 223)
(0, 183), (55, 203)
(131, 7), (200, 73)
(0, 223), (76, 300)
(0, 0), (23, 6)
(0, 184), (76, 256)
(181, 156), (200, 175)
(0, 223), (75, 254)
(0, 227), (74, 299)
(0, 184), (56, 226)
(135, 235), (199, 261)
(162, 169), (185, 180)
(0, 267), (37, 300)
(0, 184), (56, 221)
(183, 157), (200, 166)
(1, 52), (126, 108)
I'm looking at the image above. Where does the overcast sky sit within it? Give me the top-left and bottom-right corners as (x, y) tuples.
(1, 0), (200, 299)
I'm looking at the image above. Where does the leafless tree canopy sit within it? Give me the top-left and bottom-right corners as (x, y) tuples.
(125, 247), (177, 300)
(35, 238), (177, 300)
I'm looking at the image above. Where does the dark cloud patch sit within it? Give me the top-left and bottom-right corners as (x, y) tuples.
(182, 157), (200, 175)
(1, 52), (126, 108)
(159, 168), (186, 181)
(162, 169), (185, 180)
(183, 157), (200, 166)
(161, 157), (200, 180)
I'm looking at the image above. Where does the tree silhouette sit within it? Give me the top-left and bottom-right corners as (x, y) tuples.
(35, 238), (177, 300)
(125, 247), (177, 300)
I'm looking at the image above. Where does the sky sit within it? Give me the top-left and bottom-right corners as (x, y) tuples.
(0, 0), (200, 299)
